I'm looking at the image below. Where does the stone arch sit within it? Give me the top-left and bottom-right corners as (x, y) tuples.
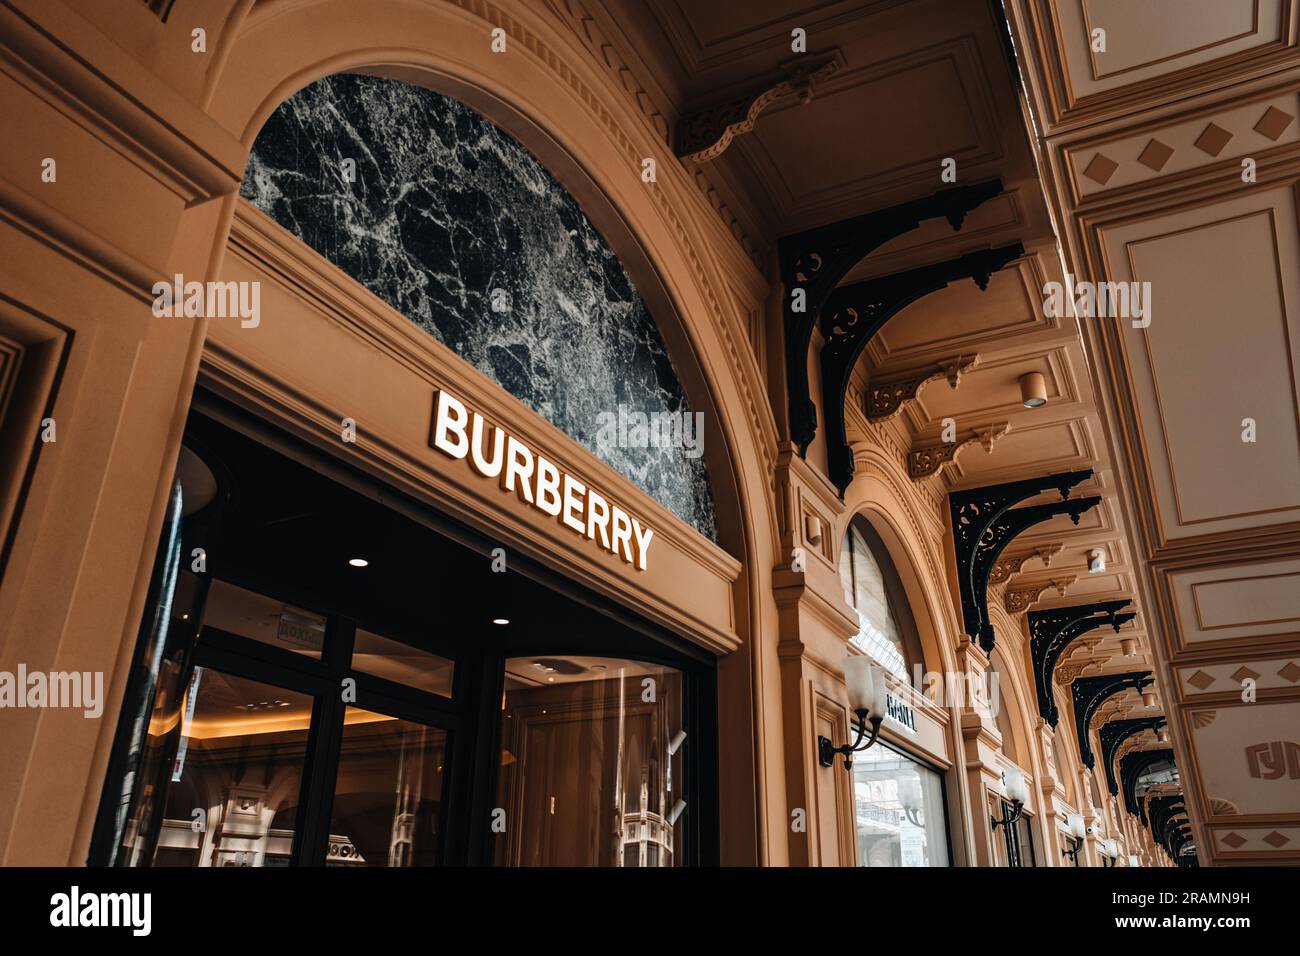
(842, 446), (961, 681)
(196, 0), (786, 863)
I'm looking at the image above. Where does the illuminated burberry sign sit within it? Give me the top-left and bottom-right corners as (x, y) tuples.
(430, 388), (655, 570)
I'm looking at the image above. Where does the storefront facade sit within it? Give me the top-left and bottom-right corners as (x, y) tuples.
(6, 0), (1289, 869)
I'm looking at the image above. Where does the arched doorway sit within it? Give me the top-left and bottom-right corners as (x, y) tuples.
(87, 1), (782, 865)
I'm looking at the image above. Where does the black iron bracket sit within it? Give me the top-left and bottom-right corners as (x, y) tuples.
(1119, 745), (1173, 817)
(950, 470), (1099, 654)
(778, 179), (1004, 456)
(820, 243), (1024, 496)
(1099, 716), (1167, 796)
(1029, 599), (1134, 727)
(1149, 794), (1185, 841)
(1071, 670), (1154, 769)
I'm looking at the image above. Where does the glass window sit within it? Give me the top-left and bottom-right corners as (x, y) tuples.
(351, 628), (454, 698)
(202, 578), (326, 660)
(853, 743), (949, 867)
(495, 657), (684, 866)
(839, 518), (914, 682)
(328, 708), (448, 867)
(152, 669), (312, 867)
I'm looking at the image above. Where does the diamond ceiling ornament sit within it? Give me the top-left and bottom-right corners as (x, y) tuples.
(1083, 152), (1119, 185)
(1186, 669), (1215, 690)
(1254, 106), (1295, 141)
(1138, 139), (1175, 171)
(1194, 122), (1233, 156)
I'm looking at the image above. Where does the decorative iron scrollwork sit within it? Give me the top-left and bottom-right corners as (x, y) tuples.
(949, 469), (1098, 653)
(820, 244), (1023, 495)
(779, 180), (1004, 456)
(1119, 746), (1174, 818)
(1099, 716), (1167, 795)
(1030, 599), (1134, 727)
(1074, 670), (1155, 769)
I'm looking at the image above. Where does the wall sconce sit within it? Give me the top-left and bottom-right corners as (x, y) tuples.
(991, 766), (1029, 831)
(899, 775), (923, 827)
(1019, 371), (1048, 408)
(1062, 812), (1087, 863)
(1100, 838), (1119, 867)
(1120, 637), (1137, 657)
(804, 513), (823, 548)
(1157, 726), (1169, 743)
(1087, 547), (1106, 573)
(1142, 690), (1158, 709)
(819, 656), (884, 769)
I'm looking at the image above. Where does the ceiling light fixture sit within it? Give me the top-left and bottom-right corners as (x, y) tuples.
(348, 558), (369, 568)
(492, 618), (510, 626)
(1019, 371), (1048, 409)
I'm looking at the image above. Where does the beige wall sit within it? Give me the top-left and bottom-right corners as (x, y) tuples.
(0, 0), (1249, 869)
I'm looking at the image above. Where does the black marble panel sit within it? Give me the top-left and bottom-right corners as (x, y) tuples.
(241, 74), (717, 540)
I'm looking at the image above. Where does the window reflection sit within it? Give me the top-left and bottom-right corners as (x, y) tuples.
(853, 744), (949, 867)
(153, 669), (311, 867)
(839, 519), (911, 681)
(202, 579), (326, 660)
(351, 629), (453, 698)
(328, 709), (447, 866)
(495, 657), (684, 866)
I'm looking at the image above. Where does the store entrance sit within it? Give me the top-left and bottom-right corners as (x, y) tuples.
(90, 398), (717, 867)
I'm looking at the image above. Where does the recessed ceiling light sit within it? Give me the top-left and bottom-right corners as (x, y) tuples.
(492, 618), (510, 625)
(348, 558), (369, 568)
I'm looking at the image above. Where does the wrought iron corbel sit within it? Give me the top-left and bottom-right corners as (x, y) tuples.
(1149, 795), (1186, 842)
(1099, 716), (1167, 795)
(1030, 599), (1134, 727)
(1119, 746), (1174, 817)
(949, 469), (1099, 654)
(1073, 671), (1154, 770)
(778, 180), (1004, 456)
(821, 243), (1024, 495)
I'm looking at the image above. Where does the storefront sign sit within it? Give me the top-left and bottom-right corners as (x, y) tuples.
(885, 692), (917, 734)
(431, 388), (654, 570)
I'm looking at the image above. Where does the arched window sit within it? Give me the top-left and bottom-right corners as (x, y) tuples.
(838, 516), (922, 683)
(240, 73), (716, 539)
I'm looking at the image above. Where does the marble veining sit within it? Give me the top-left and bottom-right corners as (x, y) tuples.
(241, 74), (717, 540)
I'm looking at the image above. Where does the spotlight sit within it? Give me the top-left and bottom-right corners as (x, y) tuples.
(492, 618), (510, 626)
(348, 558), (369, 568)
(1019, 371), (1048, 408)
(1087, 548), (1106, 573)
(1120, 637), (1137, 657)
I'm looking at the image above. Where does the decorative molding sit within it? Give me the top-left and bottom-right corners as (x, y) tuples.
(989, 542), (1062, 588)
(1073, 671), (1156, 770)
(676, 50), (844, 165)
(821, 243), (1023, 494)
(779, 180), (1004, 459)
(1005, 576), (1076, 615)
(867, 353), (980, 422)
(907, 421), (1010, 480)
(949, 468), (1099, 653)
